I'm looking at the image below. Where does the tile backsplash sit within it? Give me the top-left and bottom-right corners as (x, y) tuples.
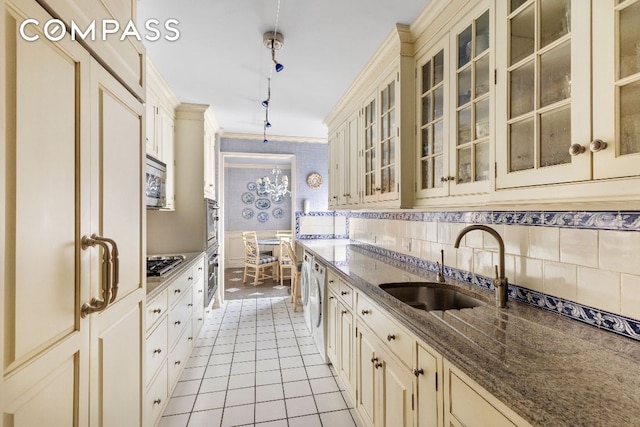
(342, 210), (640, 341)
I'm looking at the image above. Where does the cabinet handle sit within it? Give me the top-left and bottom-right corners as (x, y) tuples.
(329, 296), (335, 300)
(341, 291), (349, 296)
(152, 308), (162, 314)
(590, 139), (608, 152)
(188, 276), (193, 281)
(370, 357), (378, 364)
(153, 348), (162, 354)
(198, 267), (203, 271)
(198, 317), (203, 321)
(329, 280), (335, 283)
(81, 234), (119, 317)
(175, 360), (181, 366)
(174, 321), (181, 326)
(569, 144), (586, 156)
(440, 176), (455, 182)
(342, 310), (348, 315)
(374, 187), (381, 191)
(174, 289), (181, 294)
(361, 309), (371, 315)
(374, 361), (383, 369)
(153, 399), (162, 405)
(387, 334), (396, 341)
(188, 337), (193, 341)
(198, 290), (203, 293)
(412, 368), (424, 377)
(188, 303), (193, 307)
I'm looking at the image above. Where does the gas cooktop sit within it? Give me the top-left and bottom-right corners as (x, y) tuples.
(146, 255), (185, 277)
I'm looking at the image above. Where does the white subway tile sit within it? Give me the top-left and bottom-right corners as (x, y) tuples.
(473, 249), (494, 278)
(560, 228), (598, 267)
(543, 261), (577, 301)
(483, 225), (505, 252)
(529, 227), (559, 261)
(577, 267), (621, 314)
(455, 246), (474, 273)
(515, 256), (543, 292)
(599, 231), (640, 275)
(458, 226), (483, 249)
(426, 222), (438, 243)
(504, 225), (529, 257)
(621, 274), (640, 319)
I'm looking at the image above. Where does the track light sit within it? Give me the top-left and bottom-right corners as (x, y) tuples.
(264, 31), (284, 73)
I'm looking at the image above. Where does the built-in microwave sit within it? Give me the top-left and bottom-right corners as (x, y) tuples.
(145, 155), (167, 209)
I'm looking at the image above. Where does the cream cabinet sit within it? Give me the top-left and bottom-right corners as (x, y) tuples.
(146, 58), (179, 210)
(326, 272), (356, 399)
(444, 360), (531, 427)
(496, 0), (640, 190)
(144, 253), (205, 427)
(415, 1), (493, 203)
(1, 0), (145, 424)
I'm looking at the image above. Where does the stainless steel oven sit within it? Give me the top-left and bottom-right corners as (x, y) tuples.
(206, 199), (219, 248)
(145, 155), (167, 209)
(206, 246), (219, 307)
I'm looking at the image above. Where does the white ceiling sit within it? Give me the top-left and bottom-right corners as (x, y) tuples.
(137, 0), (429, 140)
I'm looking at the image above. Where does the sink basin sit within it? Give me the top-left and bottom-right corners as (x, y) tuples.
(379, 282), (484, 311)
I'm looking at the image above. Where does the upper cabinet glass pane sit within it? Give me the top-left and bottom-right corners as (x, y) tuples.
(620, 81), (640, 155)
(475, 11), (490, 57)
(540, 0), (570, 48)
(422, 61), (432, 92)
(434, 50), (444, 85)
(540, 41), (571, 107)
(510, 4), (534, 65)
(511, 0), (528, 13)
(619, 0), (640, 79)
(458, 25), (473, 68)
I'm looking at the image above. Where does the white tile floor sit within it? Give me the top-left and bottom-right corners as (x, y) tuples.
(158, 297), (362, 427)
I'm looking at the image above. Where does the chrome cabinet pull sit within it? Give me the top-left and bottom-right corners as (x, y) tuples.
(174, 321), (181, 326)
(153, 399), (162, 405)
(412, 368), (424, 377)
(153, 348), (162, 354)
(175, 360), (181, 366)
(370, 357), (378, 364)
(342, 310), (347, 315)
(81, 234), (119, 317)
(341, 291), (349, 296)
(152, 308), (162, 314)
(174, 289), (181, 294)
(387, 334), (396, 341)
(374, 361), (383, 369)
(361, 309), (371, 315)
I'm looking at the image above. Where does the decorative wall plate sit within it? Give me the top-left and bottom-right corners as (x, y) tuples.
(246, 182), (257, 191)
(241, 192), (255, 204)
(256, 187), (269, 197)
(242, 208), (254, 219)
(255, 198), (271, 210)
(307, 172), (323, 189)
(272, 208), (284, 219)
(271, 193), (284, 204)
(257, 212), (269, 223)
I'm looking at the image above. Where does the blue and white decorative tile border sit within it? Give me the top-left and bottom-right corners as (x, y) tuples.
(295, 211), (350, 240)
(353, 241), (640, 342)
(349, 210), (640, 231)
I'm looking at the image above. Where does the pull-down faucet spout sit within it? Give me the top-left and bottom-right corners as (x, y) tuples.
(454, 225), (508, 308)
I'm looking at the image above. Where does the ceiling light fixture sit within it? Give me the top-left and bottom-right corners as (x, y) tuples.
(261, 0), (283, 144)
(257, 165), (291, 198)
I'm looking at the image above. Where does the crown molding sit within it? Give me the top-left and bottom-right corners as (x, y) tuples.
(220, 132), (327, 144)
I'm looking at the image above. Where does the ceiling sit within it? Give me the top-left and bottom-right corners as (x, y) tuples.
(136, 0), (429, 140)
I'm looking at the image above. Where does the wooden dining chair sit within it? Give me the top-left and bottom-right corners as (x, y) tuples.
(278, 235), (294, 286)
(242, 231), (279, 286)
(285, 242), (303, 311)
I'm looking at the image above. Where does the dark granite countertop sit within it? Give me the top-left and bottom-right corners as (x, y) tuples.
(146, 251), (204, 300)
(299, 240), (640, 426)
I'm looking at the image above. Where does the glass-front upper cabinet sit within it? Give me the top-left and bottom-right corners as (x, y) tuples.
(362, 72), (399, 204)
(496, 0), (591, 188)
(416, 39), (449, 200)
(449, 4), (494, 196)
(592, 0), (640, 179)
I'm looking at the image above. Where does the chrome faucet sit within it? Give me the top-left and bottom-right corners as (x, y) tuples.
(454, 225), (508, 308)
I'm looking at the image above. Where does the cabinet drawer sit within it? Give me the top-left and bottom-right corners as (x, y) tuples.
(338, 281), (354, 308)
(328, 272), (340, 294)
(168, 288), (193, 349)
(145, 317), (168, 387)
(168, 320), (194, 388)
(356, 293), (413, 367)
(146, 360), (168, 427)
(168, 266), (194, 307)
(146, 290), (168, 333)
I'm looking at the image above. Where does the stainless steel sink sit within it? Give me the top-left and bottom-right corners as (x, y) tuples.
(379, 282), (484, 311)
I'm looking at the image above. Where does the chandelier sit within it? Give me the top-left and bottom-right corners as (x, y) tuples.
(257, 166), (291, 198)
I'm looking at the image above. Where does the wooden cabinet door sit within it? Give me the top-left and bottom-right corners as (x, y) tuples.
(326, 292), (339, 365)
(87, 61), (144, 427)
(416, 343), (442, 427)
(378, 346), (413, 427)
(339, 304), (355, 398)
(1, 1), (92, 424)
(357, 325), (378, 427)
(346, 110), (360, 205)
